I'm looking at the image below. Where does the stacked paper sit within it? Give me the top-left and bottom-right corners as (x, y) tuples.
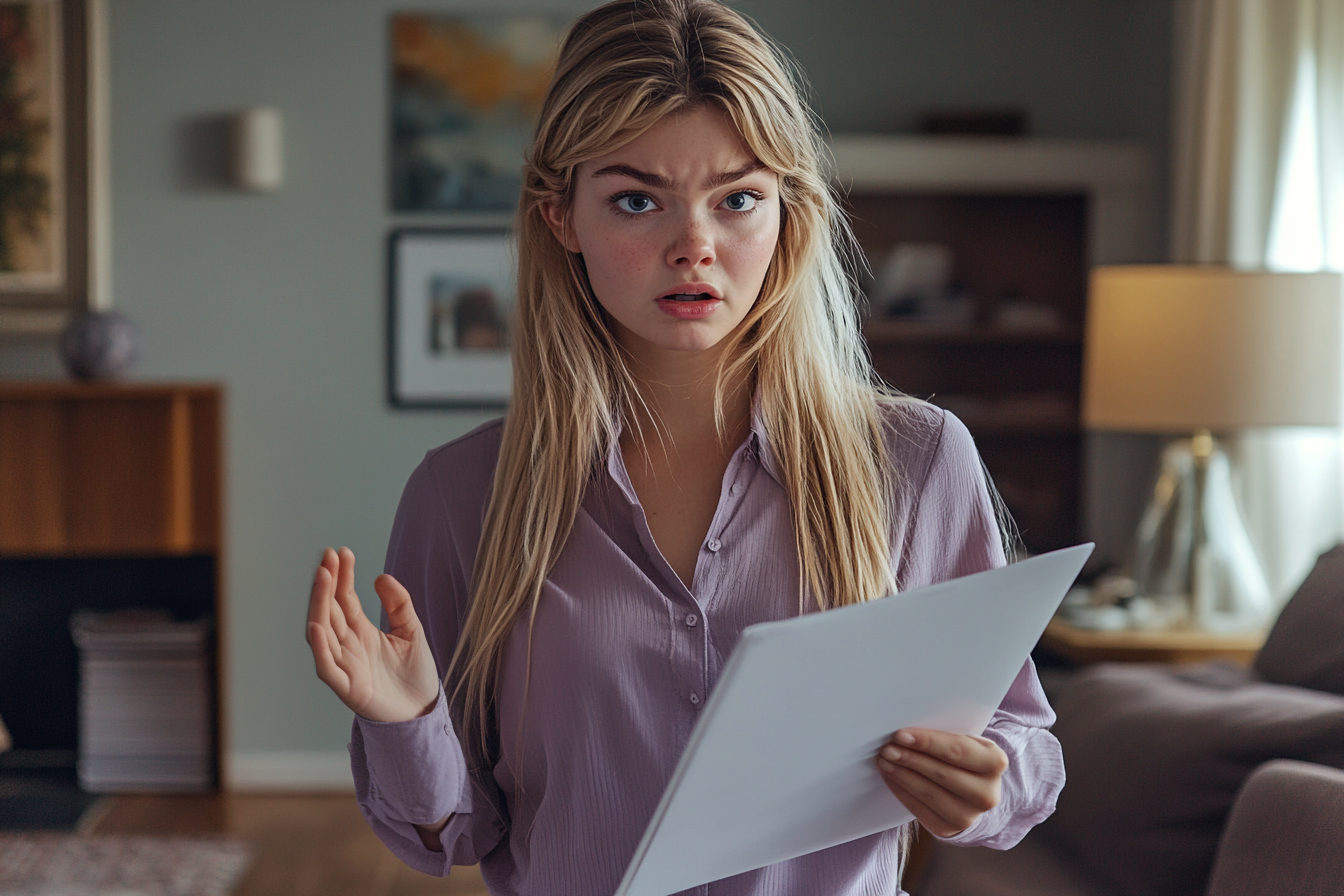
(70, 609), (213, 792)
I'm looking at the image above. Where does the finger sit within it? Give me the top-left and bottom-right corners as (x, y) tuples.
(326, 571), (350, 641)
(891, 728), (1008, 776)
(879, 744), (1000, 810)
(375, 574), (420, 634)
(307, 620), (350, 694)
(310, 553), (353, 644)
(879, 759), (981, 835)
(878, 768), (963, 839)
(309, 548), (351, 640)
(332, 547), (367, 633)
(308, 552), (336, 630)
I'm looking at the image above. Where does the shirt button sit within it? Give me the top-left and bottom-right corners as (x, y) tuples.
(685, 613), (698, 627)
(730, 482), (744, 496)
(689, 692), (701, 705)
(706, 538), (722, 552)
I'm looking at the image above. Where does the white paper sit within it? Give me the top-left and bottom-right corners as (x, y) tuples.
(616, 543), (1093, 896)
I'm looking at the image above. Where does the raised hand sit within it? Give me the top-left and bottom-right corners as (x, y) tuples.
(875, 727), (1009, 838)
(305, 547), (441, 723)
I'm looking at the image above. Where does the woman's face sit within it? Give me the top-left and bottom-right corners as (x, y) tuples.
(544, 106), (781, 361)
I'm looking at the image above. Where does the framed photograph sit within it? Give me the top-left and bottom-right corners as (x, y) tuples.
(388, 228), (517, 408)
(389, 11), (568, 213)
(0, 0), (93, 334)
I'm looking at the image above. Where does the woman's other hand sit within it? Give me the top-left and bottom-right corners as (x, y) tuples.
(305, 547), (441, 723)
(875, 727), (1009, 838)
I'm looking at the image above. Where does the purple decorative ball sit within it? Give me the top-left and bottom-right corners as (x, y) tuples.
(59, 311), (141, 381)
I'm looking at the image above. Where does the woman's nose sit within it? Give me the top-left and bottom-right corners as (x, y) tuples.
(666, 214), (716, 269)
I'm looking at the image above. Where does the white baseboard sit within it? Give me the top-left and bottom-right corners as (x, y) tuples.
(227, 750), (353, 792)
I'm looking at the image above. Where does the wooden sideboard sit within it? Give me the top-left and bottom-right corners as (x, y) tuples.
(0, 381), (226, 787)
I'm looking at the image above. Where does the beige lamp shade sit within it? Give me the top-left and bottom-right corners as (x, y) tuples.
(1083, 266), (1343, 432)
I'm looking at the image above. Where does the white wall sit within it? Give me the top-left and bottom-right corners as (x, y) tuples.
(0, 0), (1172, 786)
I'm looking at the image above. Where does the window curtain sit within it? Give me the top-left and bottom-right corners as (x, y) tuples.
(1171, 0), (1344, 604)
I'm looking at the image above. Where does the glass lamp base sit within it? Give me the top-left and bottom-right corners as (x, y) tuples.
(1134, 431), (1272, 632)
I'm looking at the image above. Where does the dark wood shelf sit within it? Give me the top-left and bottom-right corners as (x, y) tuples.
(864, 320), (1081, 346)
(849, 191), (1088, 554)
(949, 419), (1080, 436)
(928, 392), (1079, 436)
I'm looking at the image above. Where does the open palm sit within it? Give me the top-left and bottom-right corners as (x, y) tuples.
(305, 547), (441, 723)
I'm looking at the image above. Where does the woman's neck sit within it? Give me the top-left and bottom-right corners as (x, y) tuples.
(618, 340), (753, 460)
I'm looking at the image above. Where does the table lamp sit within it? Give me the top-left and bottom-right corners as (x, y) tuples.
(1083, 266), (1342, 631)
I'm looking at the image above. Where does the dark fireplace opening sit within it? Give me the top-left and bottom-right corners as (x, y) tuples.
(0, 555), (215, 753)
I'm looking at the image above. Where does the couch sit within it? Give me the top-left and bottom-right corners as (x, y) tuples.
(915, 544), (1344, 896)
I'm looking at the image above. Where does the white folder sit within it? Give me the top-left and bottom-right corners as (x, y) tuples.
(616, 543), (1093, 896)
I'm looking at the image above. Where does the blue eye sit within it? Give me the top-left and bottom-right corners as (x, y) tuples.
(722, 191), (759, 212)
(614, 193), (655, 214)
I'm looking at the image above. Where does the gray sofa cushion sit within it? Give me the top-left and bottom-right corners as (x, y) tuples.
(1043, 662), (1344, 896)
(1255, 543), (1344, 695)
(1206, 759), (1344, 896)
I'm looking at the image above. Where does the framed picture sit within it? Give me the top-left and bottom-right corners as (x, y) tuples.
(389, 11), (568, 213)
(0, 0), (94, 334)
(388, 228), (516, 408)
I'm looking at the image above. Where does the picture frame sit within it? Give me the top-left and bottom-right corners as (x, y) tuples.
(388, 11), (568, 214)
(0, 0), (95, 335)
(387, 228), (517, 408)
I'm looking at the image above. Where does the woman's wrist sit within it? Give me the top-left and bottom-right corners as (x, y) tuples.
(356, 685), (443, 725)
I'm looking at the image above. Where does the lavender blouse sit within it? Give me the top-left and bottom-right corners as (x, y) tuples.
(349, 400), (1065, 896)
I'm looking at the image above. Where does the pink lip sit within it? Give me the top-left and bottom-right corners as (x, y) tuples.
(656, 296), (721, 320)
(655, 283), (723, 320)
(656, 283), (722, 301)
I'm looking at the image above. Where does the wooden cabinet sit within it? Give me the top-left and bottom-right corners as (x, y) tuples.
(0, 383), (221, 556)
(0, 382), (225, 787)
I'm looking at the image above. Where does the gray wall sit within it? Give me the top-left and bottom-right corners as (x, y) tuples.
(1, 0), (1172, 761)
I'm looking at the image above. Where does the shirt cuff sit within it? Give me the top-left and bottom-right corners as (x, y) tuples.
(935, 721), (1064, 849)
(354, 685), (471, 825)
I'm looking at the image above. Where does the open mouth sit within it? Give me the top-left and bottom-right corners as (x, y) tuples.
(664, 292), (716, 302)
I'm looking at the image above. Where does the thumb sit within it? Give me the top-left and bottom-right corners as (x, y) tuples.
(374, 573), (420, 632)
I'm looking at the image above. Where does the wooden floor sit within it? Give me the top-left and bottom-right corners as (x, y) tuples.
(89, 793), (489, 896)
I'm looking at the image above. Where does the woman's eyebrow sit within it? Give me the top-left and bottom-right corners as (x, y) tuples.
(703, 161), (767, 189)
(591, 164), (674, 189)
(590, 160), (768, 190)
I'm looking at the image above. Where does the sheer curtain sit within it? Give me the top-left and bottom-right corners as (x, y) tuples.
(1171, 0), (1344, 604)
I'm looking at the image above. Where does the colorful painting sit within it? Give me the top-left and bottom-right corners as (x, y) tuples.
(390, 12), (567, 213)
(388, 228), (516, 407)
(0, 0), (61, 290)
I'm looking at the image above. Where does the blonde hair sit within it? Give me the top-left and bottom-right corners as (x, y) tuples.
(447, 0), (900, 792)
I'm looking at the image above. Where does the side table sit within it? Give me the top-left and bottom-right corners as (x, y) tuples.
(1038, 617), (1267, 667)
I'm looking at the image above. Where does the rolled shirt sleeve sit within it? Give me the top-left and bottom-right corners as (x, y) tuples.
(349, 686), (471, 874)
(937, 660), (1066, 848)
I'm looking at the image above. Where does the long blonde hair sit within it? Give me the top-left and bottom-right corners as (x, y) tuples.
(446, 0), (899, 771)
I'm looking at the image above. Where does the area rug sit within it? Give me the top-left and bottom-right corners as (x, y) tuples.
(0, 834), (252, 896)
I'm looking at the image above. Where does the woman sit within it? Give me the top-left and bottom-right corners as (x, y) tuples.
(306, 1), (1064, 893)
